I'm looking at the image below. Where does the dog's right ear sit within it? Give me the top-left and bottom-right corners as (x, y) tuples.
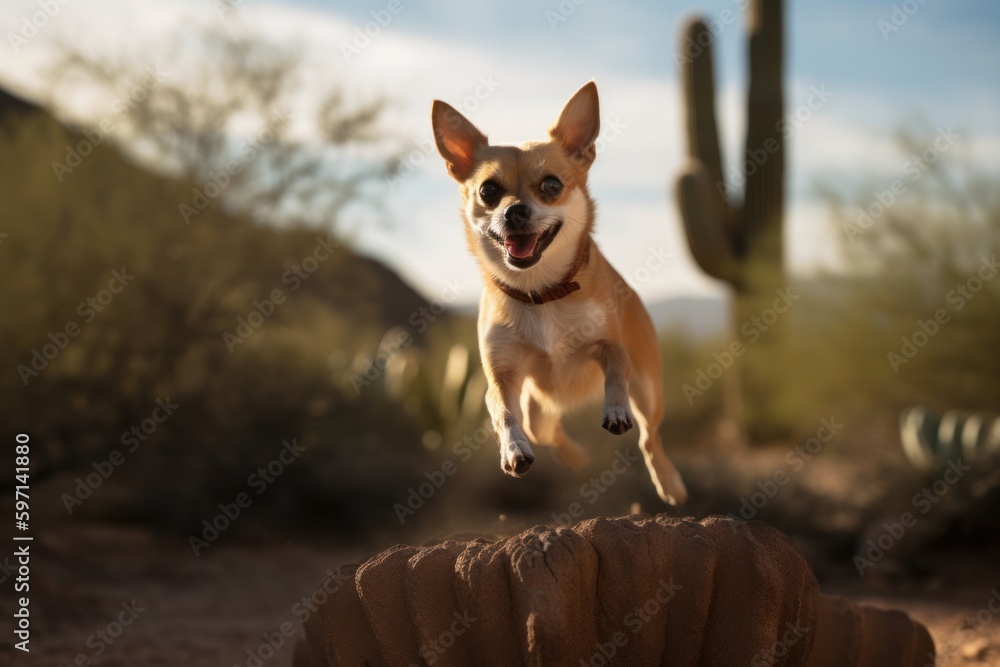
(431, 101), (486, 182)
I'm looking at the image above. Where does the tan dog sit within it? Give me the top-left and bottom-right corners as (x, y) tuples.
(431, 81), (687, 505)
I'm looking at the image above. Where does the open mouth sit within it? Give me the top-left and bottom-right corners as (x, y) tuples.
(489, 222), (562, 269)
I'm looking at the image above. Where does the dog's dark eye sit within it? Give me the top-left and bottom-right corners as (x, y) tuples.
(479, 180), (502, 206)
(540, 176), (563, 198)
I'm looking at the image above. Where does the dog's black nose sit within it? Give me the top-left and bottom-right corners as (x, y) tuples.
(503, 203), (531, 227)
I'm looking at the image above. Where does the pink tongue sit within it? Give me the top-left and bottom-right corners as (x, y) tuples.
(505, 234), (539, 259)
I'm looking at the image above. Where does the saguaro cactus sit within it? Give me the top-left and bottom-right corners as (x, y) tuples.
(675, 0), (788, 440)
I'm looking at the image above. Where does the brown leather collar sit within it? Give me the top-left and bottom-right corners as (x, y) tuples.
(491, 239), (591, 306)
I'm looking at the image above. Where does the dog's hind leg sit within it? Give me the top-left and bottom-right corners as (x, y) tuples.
(521, 388), (589, 470)
(628, 372), (688, 506)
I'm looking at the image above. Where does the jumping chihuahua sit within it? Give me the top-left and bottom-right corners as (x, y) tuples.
(431, 81), (687, 505)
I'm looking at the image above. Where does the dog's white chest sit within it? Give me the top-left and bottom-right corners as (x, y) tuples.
(514, 299), (606, 354)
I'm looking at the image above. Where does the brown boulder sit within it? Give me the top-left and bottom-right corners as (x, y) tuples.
(294, 515), (934, 666)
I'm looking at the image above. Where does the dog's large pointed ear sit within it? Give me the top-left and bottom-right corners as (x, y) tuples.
(431, 101), (487, 181)
(549, 81), (600, 168)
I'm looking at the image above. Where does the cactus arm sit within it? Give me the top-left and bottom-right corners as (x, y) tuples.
(676, 160), (741, 287)
(680, 18), (729, 218)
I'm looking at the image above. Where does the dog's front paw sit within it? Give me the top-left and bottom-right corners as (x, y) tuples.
(499, 429), (535, 477)
(601, 404), (634, 435)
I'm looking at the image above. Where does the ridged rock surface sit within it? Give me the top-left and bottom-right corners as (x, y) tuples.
(293, 515), (934, 666)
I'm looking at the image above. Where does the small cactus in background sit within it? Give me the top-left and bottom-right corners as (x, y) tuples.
(383, 340), (485, 444)
(901, 406), (1000, 468)
(675, 0), (789, 440)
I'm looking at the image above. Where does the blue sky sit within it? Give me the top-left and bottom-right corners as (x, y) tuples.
(2, 0), (998, 303)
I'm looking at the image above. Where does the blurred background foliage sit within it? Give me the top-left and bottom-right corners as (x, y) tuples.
(813, 139), (1000, 414)
(1, 27), (998, 561)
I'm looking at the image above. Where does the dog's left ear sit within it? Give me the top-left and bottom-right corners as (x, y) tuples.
(549, 80), (600, 168)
